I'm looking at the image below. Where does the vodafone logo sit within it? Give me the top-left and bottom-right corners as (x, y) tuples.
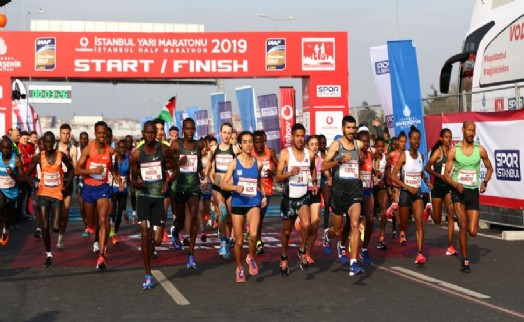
(281, 105), (294, 120)
(80, 37), (89, 47)
(326, 116), (334, 125)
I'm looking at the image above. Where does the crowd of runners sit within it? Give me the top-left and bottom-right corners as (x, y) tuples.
(0, 115), (493, 288)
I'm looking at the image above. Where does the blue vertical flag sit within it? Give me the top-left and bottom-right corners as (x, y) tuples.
(211, 92), (226, 136)
(235, 86), (257, 132)
(387, 40), (429, 192)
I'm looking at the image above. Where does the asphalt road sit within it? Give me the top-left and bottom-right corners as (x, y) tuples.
(1, 195), (524, 322)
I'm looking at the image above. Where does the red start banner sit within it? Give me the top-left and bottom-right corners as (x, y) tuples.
(0, 31), (349, 135)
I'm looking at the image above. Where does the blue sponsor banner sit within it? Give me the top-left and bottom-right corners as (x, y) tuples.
(211, 92), (226, 136)
(235, 86), (257, 132)
(257, 94), (281, 153)
(175, 111), (185, 129)
(387, 40), (429, 192)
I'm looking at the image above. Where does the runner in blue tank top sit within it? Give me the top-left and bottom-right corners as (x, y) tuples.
(221, 131), (267, 283)
(0, 137), (25, 246)
(110, 139), (131, 245)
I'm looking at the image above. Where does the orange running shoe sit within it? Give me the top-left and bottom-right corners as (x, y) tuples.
(245, 256), (259, 275)
(415, 253), (426, 265)
(96, 255), (107, 270)
(0, 230), (8, 246)
(306, 253), (315, 264)
(162, 230), (168, 242)
(386, 203), (398, 219)
(87, 226), (95, 234)
(446, 245), (458, 256)
(236, 267), (246, 283)
(423, 203), (433, 222)
(112, 235), (119, 245)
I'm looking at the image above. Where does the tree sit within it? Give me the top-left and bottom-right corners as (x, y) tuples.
(424, 83), (460, 115)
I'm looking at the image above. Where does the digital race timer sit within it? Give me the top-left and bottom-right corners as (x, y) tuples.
(28, 85), (72, 104)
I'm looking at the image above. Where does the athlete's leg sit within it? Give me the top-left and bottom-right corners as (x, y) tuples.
(431, 197), (443, 224)
(321, 184), (330, 230)
(444, 193), (455, 246)
(281, 218), (293, 257)
(96, 197), (110, 257)
(187, 196), (200, 254)
(376, 189), (388, 243)
(246, 207), (260, 260)
(348, 202), (362, 260)
(231, 211), (245, 269)
(307, 202), (320, 255)
(362, 195), (375, 249)
(297, 205), (311, 253)
(412, 199), (425, 253)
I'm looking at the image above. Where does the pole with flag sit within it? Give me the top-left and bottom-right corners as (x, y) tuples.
(157, 96), (176, 123)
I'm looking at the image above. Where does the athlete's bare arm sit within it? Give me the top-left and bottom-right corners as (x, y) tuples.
(276, 149), (295, 183)
(321, 140), (341, 172)
(62, 151), (75, 192)
(444, 147), (460, 192)
(424, 148), (443, 180)
(75, 144), (94, 176)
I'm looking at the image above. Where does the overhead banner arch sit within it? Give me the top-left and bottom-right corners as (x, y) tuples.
(0, 31), (348, 136)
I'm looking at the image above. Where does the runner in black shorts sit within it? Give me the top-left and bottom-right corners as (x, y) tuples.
(444, 121), (493, 273)
(131, 121), (178, 289)
(276, 123), (318, 276)
(424, 128), (457, 256)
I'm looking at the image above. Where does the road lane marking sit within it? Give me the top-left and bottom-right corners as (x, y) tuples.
(391, 266), (490, 299)
(379, 266), (524, 320)
(152, 270), (190, 305)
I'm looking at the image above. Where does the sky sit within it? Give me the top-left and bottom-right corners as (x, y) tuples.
(4, 0), (476, 120)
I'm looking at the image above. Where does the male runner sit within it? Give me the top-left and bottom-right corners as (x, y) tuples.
(444, 121), (493, 273)
(322, 115), (366, 276)
(55, 123), (78, 249)
(26, 131), (74, 267)
(76, 121), (119, 270)
(170, 118), (205, 269)
(276, 123), (318, 275)
(131, 120), (177, 289)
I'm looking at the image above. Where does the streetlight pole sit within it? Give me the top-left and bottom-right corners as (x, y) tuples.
(259, 13), (294, 31)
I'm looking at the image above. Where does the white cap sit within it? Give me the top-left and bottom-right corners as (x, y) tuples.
(358, 126), (370, 133)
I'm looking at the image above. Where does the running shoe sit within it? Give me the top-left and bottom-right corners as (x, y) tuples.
(377, 240), (388, 250)
(399, 234), (407, 246)
(142, 274), (153, 290)
(415, 253), (427, 265)
(44, 256), (53, 268)
(162, 230), (168, 243)
(323, 228), (332, 255)
(306, 253), (315, 265)
(171, 227), (182, 250)
(86, 226), (95, 234)
(423, 203), (433, 222)
(218, 239), (226, 256)
(246, 256), (259, 275)
(446, 245), (458, 256)
(390, 230), (398, 239)
(461, 259), (471, 273)
(34, 228), (42, 239)
(337, 241), (348, 264)
(109, 227), (115, 237)
(294, 216), (301, 231)
(112, 235), (119, 245)
(280, 258), (290, 276)
(223, 240), (231, 259)
(82, 229), (90, 238)
(200, 233), (207, 243)
(123, 210), (130, 224)
(56, 235), (64, 249)
(256, 241), (265, 255)
(360, 249), (372, 265)
(236, 267), (246, 283)
(349, 262), (364, 276)
(186, 255), (196, 269)
(182, 236), (190, 247)
(93, 241), (100, 253)
(386, 203), (398, 219)
(297, 251), (309, 271)
(96, 255), (107, 270)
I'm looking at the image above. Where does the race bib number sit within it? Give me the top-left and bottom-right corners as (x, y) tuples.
(404, 171), (421, 188)
(458, 169), (477, 186)
(43, 172), (61, 187)
(216, 154), (233, 172)
(362, 171), (373, 188)
(339, 161), (359, 179)
(0, 175), (15, 189)
(261, 161), (271, 178)
(238, 177), (258, 197)
(180, 154), (198, 173)
(89, 162), (107, 181)
(289, 167), (310, 187)
(140, 161), (162, 182)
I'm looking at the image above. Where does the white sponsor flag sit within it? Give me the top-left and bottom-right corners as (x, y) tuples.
(370, 45), (393, 133)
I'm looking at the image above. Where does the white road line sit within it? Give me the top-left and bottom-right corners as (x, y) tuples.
(152, 270), (190, 306)
(381, 266), (524, 320)
(390, 266), (491, 299)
